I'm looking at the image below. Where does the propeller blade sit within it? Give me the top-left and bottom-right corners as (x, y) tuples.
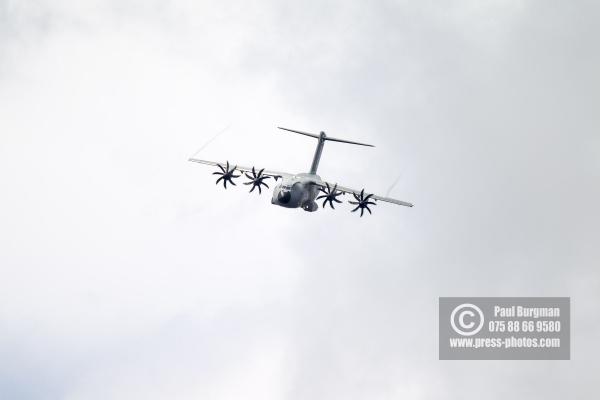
(348, 188), (376, 216)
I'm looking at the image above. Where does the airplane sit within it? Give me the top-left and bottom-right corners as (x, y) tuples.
(189, 127), (413, 216)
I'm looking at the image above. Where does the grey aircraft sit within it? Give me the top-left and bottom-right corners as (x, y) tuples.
(189, 127), (413, 216)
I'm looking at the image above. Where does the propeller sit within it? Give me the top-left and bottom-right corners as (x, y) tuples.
(316, 182), (343, 209)
(349, 189), (376, 217)
(244, 167), (271, 194)
(212, 161), (240, 188)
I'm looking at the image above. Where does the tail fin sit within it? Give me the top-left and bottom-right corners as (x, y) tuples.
(277, 127), (374, 147)
(277, 126), (374, 174)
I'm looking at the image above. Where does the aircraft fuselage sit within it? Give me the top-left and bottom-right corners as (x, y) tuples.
(271, 173), (322, 212)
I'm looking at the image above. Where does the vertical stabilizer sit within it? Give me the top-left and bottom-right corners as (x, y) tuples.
(310, 132), (327, 174)
(277, 127), (374, 175)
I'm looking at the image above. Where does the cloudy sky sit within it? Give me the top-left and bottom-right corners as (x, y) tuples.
(1, 1), (599, 399)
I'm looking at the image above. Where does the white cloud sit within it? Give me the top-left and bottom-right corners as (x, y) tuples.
(1, 1), (598, 399)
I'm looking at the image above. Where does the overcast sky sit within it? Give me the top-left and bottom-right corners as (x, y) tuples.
(1, 1), (599, 399)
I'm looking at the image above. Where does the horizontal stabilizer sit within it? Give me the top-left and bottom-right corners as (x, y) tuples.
(325, 136), (374, 147)
(277, 126), (374, 147)
(277, 126), (320, 139)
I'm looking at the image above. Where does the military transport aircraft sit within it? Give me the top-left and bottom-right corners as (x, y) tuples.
(189, 127), (413, 216)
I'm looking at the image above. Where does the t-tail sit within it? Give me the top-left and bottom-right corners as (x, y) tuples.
(277, 126), (374, 175)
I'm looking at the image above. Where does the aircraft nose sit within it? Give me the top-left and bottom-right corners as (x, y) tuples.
(278, 191), (291, 204)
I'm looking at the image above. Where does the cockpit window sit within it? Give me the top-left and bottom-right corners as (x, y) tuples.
(278, 190), (291, 204)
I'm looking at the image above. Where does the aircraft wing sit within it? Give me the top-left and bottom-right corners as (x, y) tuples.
(188, 158), (294, 180)
(318, 181), (414, 207)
